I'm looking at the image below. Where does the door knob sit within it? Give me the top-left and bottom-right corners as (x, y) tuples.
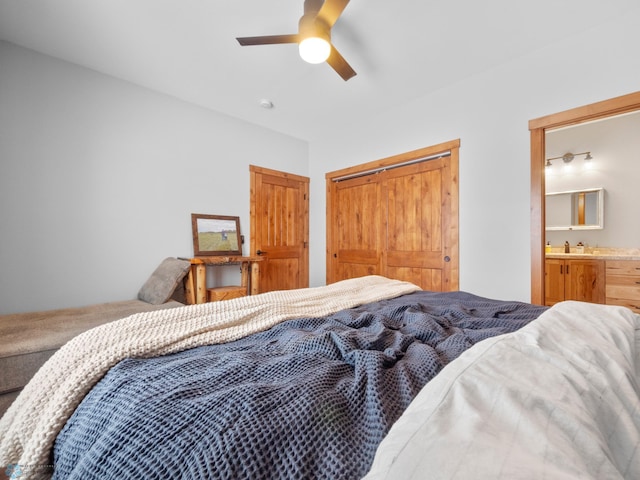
(256, 250), (267, 255)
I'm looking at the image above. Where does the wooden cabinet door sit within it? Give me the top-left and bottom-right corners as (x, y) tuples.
(329, 174), (382, 281)
(250, 166), (309, 293)
(545, 258), (605, 306)
(545, 258), (565, 306)
(565, 259), (605, 304)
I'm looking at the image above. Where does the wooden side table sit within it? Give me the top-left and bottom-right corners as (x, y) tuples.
(181, 256), (263, 304)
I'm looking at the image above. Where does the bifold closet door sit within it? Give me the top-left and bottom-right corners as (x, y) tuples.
(327, 151), (458, 291)
(382, 158), (453, 291)
(326, 140), (459, 290)
(329, 174), (383, 281)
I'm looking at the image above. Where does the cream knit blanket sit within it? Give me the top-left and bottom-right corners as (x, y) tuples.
(0, 275), (419, 479)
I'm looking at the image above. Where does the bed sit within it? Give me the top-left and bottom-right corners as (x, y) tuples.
(364, 299), (640, 479)
(0, 275), (638, 479)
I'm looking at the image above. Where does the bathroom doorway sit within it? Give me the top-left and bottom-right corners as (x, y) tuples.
(529, 91), (640, 305)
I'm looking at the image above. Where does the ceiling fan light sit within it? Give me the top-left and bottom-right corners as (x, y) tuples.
(299, 37), (331, 64)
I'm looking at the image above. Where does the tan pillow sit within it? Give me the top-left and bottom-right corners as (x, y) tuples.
(138, 258), (191, 305)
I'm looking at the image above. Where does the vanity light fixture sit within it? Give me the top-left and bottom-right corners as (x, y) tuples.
(545, 151), (593, 170)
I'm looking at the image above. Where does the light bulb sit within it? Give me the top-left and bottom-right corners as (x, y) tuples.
(299, 37), (331, 64)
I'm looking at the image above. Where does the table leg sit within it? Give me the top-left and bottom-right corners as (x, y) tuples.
(240, 262), (249, 295)
(185, 266), (196, 305)
(195, 264), (207, 304)
(250, 261), (260, 295)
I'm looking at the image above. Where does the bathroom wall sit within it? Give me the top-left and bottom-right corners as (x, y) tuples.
(545, 111), (640, 250)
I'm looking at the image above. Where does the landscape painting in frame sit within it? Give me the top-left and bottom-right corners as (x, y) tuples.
(191, 214), (241, 256)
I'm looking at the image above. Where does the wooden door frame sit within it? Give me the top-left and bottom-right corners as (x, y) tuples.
(529, 91), (640, 305)
(325, 139), (460, 285)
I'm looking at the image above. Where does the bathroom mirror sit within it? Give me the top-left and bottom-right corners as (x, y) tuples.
(546, 187), (604, 231)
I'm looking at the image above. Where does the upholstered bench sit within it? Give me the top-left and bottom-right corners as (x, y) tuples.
(0, 257), (190, 417)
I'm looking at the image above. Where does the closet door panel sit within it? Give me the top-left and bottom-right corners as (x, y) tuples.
(383, 159), (449, 291)
(330, 175), (382, 281)
(386, 266), (443, 291)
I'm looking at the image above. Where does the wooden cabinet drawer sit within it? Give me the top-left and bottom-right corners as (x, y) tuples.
(606, 260), (640, 276)
(207, 286), (246, 302)
(605, 260), (640, 312)
(607, 283), (640, 300)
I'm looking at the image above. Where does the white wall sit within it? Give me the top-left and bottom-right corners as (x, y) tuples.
(545, 111), (640, 248)
(307, 6), (640, 302)
(0, 41), (308, 314)
(3, 4), (639, 312)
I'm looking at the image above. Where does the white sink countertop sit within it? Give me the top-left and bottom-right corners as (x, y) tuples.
(545, 247), (640, 261)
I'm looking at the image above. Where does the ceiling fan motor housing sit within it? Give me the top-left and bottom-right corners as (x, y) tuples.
(299, 14), (330, 43)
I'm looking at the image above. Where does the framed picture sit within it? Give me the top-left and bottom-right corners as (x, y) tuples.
(191, 214), (242, 256)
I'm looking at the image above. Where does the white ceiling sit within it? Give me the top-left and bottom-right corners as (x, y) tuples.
(0, 0), (636, 141)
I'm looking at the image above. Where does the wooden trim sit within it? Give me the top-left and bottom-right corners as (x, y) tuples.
(301, 175), (310, 288)
(249, 164), (309, 183)
(325, 177), (334, 282)
(530, 128), (545, 305)
(529, 90), (640, 305)
(325, 139), (460, 181)
(446, 144), (460, 290)
(529, 91), (640, 131)
(249, 167), (257, 257)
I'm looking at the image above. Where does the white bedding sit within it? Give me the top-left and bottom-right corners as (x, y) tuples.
(364, 301), (640, 479)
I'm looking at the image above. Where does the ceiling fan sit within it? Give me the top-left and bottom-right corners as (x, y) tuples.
(236, 0), (356, 81)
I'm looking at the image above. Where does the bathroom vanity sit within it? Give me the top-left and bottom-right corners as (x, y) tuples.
(545, 250), (640, 313)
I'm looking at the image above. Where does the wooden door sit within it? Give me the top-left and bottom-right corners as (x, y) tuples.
(383, 157), (456, 290)
(250, 166), (309, 293)
(330, 174), (382, 280)
(326, 140), (459, 291)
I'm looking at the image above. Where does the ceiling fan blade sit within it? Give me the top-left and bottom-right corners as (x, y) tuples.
(317, 0), (350, 28)
(236, 34), (299, 46)
(327, 45), (356, 81)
